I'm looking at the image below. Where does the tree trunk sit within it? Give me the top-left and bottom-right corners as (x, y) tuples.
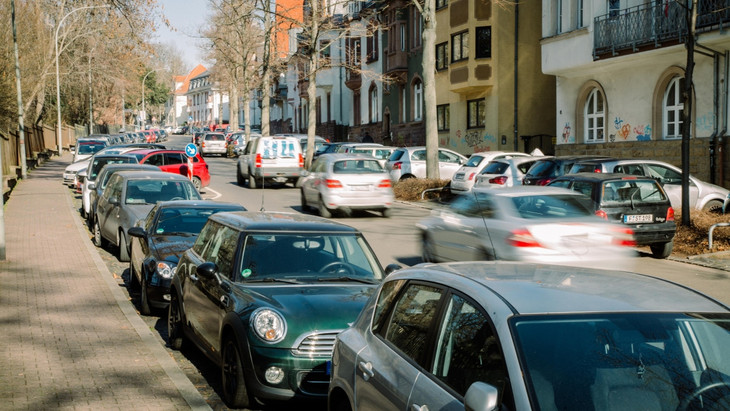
(681, 0), (697, 225)
(422, 0), (438, 179)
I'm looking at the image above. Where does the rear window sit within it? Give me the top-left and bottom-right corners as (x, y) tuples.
(333, 159), (384, 174)
(205, 134), (225, 141)
(77, 143), (106, 155)
(388, 150), (405, 162)
(260, 139), (298, 159)
(601, 180), (667, 205)
(512, 194), (593, 219)
(482, 161), (509, 174)
(526, 160), (557, 177)
(465, 155), (486, 168)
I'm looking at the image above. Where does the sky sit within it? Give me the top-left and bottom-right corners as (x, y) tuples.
(155, 0), (211, 72)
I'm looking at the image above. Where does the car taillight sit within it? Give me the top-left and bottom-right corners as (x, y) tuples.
(538, 179), (552, 186)
(298, 153), (304, 168)
(255, 153), (262, 168)
(201, 141), (206, 147)
(326, 179), (343, 188)
(378, 179), (391, 188)
(392, 162), (402, 170)
(507, 228), (542, 247)
(611, 227), (636, 247)
(489, 176), (508, 185)
(595, 209), (608, 219)
(594, 166), (602, 173)
(667, 207), (675, 221)
(468, 172), (476, 181)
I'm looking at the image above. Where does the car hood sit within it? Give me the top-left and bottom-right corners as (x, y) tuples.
(65, 159), (91, 172)
(126, 204), (156, 225)
(233, 283), (378, 347)
(149, 236), (196, 263)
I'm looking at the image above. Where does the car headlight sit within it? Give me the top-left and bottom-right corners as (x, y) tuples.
(251, 308), (287, 343)
(156, 261), (177, 279)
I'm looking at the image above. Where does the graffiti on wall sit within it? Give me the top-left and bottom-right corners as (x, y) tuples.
(442, 130), (497, 152)
(614, 117), (631, 140)
(561, 123), (573, 143)
(634, 125), (652, 141)
(610, 117), (651, 141)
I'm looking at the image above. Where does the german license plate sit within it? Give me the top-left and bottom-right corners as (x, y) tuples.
(350, 185), (369, 191)
(454, 173), (464, 181)
(624, 214), (653, 223)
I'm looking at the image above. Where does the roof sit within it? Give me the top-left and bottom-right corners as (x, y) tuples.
(174, 64), (207, 95)
(553, 172), (658, 182)
(99, 163), (158, 172)
(471, 185), (579, 197)
(209, 211), (362, 234)
(397, 262), (729, 314)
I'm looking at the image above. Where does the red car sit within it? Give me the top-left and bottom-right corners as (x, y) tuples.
(125, 149), (210, 190)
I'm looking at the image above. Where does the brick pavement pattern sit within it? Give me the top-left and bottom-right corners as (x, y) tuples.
(0, 155), (207, 410)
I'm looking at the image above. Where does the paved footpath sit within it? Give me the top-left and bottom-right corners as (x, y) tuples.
(0, 154), (210, 410)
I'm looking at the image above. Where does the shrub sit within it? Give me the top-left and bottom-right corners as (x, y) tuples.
(393, 178), (450, 202)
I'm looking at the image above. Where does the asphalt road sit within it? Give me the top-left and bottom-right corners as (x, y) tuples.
(75, 134), (730, 410)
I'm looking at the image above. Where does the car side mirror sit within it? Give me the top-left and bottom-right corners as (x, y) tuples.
(464, 382), (499, 411)
(197, 262), (218, 280)
(384, 263), (402, 276)
(127, 226), (147, 239)
(108, 196), (120, 205)
(88, 182), (96, 190)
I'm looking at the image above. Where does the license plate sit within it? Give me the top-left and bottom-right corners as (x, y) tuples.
(624, 214), (654, 223)
(350, 185), (370, 191)
(454, 173), (464, 181)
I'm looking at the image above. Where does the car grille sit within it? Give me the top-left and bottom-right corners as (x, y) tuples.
(296, 363), (330, 396)
(291, 331), (340, 357)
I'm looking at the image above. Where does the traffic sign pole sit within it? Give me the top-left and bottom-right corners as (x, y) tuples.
(184, 143), (198, 183)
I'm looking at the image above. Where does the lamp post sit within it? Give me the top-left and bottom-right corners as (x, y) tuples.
(141, 69), (164, 129)
(55, 5), (110, 155)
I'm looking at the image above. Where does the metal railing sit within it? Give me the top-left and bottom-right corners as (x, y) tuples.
(594, 0), (730, 58)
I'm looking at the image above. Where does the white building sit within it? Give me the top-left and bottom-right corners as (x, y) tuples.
(185, 69), (230, 128)
(165, 65), (207, 127)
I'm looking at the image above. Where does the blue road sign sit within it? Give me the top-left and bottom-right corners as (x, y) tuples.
(185, 143), (198, 158)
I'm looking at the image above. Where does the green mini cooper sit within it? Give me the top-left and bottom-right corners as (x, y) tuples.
(168, 211), (398, 408)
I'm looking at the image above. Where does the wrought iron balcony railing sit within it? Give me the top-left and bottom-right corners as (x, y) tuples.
(594, 0), (730, 59)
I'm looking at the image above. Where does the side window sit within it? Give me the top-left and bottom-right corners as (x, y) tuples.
(146, 153), (164, 166)
(572, 181), (594, 198)
(613, 164), (645, 176)
(549, 180), (571, 189)
(193, 221), (220, 255)
(372, 279), (408, 334)
(214, 228), (240, 278)
(412, 150), (426, 161)
(103, 175), (121, 200)
(438, 150), (460, 163)
(382, 283), (444, 368)
(165, 152), (185, 165)
(144, 205), (159, 231)
(432, 293), (512, 404)
(646, 164), (682, 185)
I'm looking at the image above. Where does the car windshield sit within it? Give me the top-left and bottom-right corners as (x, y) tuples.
(512, 313), (730, 411)
(154, 207), (239, 235)
(333, 159), (384, 174)
(511, 194), (594, 219)
(237, 233), (383, 282)
(89, 158), (136, 180)
(601, 180), (667, 205)
(77, 143), (106, 155)
(125, 180), (201, 204)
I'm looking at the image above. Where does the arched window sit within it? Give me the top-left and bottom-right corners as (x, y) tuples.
(369, 84), (378, 123)
(663, 76), (684, 139)
(413, 80), (423, 121)
(584, 88), (605, 143)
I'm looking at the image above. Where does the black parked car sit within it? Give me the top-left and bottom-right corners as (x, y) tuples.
(549, 173), (676, 258)
(127, 200), (246, 315)
(168, 211), (399, 408)
(522, 156), (609, 186)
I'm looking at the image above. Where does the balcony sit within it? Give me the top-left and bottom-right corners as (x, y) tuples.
(594, 0), (730, 59)
(345, 69), (361, 90)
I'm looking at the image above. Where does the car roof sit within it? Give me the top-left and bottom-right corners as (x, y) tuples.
(554, 172), (660, 183)
(155, 200), (246, 210)
(471, 185), (580, 197)
(209, 211), (362, 234)
(395, 262), (729, 314)
(318, 153), (384, 162)
(100, 163), (158, 172)
(113, 170), (191, 181)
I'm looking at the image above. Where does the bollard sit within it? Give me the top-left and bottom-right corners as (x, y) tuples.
(708, 222), (730, 250)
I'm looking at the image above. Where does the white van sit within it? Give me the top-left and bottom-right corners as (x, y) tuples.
(236, 136), (304, 188)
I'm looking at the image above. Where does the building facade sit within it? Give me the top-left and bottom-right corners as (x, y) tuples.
(166, 65), (207, 127)
(185, 70), (230, 128)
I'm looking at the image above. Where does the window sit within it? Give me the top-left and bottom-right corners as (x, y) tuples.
(436, 42), (448, 70)
(467, 99), (485, 128)
(436, 0), (448, 9)
(369, 85), (379, 123)
(367, 24), (379, 62)
(608, 0), (620, 18)
(400, 86), (406, 123)
(584, 88), (605, 142)
(319, 40), (331, 65)
(400, 24), (407, 51)
(577, 0), (584, 27)
(164, 152), (185, 165)
(413, 80), (423, 121)
(451, 31), (468, 62)
(411, 8), (423, 49)
(475, 27), (491, 59)
(437, 104), (450, 131)
(663, 77), (684, 139)
(557, 0), (563, 33)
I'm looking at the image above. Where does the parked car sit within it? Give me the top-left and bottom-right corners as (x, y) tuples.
(549, 173), (676, 258)
(568, 158), (730, 212)
(522, 155), (609, 186)
(125, 149), (210, 191)
(94, 171), (201, 262)
(300, 154), (394, 218)
(192, 130), (205, 145)
(168, 211), (399, 408)
(329, 261), (730, 411)
(88, 163), (160, 227)
(417, 186), (636, 265)
(386, 147), (467, 182)
(333, 142), (383, 154)
(474, 156), (544, 189)
(63, 143), (161, 188)
(290, 134), (327, 154)
(79, 154), (138, 219)
(72, 138), (109, 163)
(313, 142), (347, 161)
(346, 145), (395, 167)
(225, 131), (248, 157)
(200, 132), (227, 156)
(127, 200), (246, 315)
(236, 135), (304, 188)
(451, 151), (532, 193)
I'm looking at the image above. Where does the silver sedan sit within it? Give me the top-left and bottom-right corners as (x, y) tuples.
(329, 261), (730, 411)
(300, 153), (394, 218)
(418, 186), (636, 266)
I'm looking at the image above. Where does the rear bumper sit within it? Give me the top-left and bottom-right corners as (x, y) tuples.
(631, 225), (676, 245)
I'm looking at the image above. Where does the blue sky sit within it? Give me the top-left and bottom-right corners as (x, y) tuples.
(156, 0), (211, 71)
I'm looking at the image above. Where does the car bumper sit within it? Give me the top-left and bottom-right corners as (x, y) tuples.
(253, 167), (302, 180)
(630, 223), (676, 246)
(201, 147), (227, 154)
(145, 278), (172, 308)
(449, 179), (474, 193)
(322, 192), (394, 210)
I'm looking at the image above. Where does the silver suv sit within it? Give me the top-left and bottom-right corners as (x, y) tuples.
(386, 146), (467, 182)
(236, 136), (303, 189)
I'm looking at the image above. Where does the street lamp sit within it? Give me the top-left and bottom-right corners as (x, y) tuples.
(141, 68), (164, 129)
(55, 5), (110, 155)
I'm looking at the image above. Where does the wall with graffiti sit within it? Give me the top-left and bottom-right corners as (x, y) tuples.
(439, 129), (498, 153)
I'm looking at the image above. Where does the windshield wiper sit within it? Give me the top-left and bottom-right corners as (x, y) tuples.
(159, 232), (195, 237)
(317, 276), (375, 284)
(245, 277), (300, 284)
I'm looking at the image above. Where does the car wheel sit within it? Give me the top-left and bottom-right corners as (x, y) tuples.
(192, 177), (202, 192)
(702, 199), (723, 213)
(381, 208), (392, 218)
(236, 166), (245, 186)
(300, 189), (309, 212)
(140, 275), (151, 316)
(248, 174), (258, 189)
(221, 337), (253, 408)
(118, 231), (130, 262)
(422, 235), (437, 263)
(318, 196), (332, 218)
(128, 261), (139, 291)
(331, 394), (353, 411)
(93, 220), (107, 248)
(167, 292), (186, 350)
(650, 241), (673, 259)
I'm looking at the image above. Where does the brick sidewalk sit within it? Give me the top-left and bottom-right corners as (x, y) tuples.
(0, 154), (210, 410)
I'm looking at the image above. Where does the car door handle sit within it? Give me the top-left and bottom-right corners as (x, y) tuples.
(220, 295), (230, 308)
(189, 274), (199, 282)
(358, 361), (374, 381)
(411, 404), (429, 411)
